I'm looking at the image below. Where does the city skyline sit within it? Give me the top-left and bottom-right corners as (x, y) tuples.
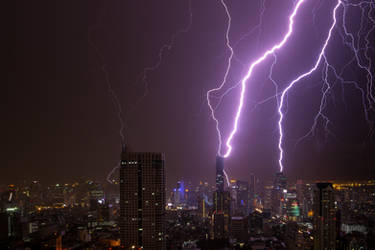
(2, 174), (374, 248)
(4, 1), (375, 248)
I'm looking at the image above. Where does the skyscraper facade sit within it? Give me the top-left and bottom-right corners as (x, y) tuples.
(313, 183), (336, 250)
(216, 156), (225, 192)
(120, 146), (166, 249)
(272, 172), (287, 217)
(212, 156), (231, 239)
(249, 173), (256, 212)
(230, 180), (249, 216)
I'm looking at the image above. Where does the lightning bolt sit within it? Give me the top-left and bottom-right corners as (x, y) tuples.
(209, 0), (267, 116)
(292, 0), (375, 154)
(207, 0), (234, 156)
(278, 1), (342, 172)
(208, 0), (308, 158)
(89, 27), (126, 144)
(89, 26), (126, 184)
(90, 1), (192, 184)
(209, 0), (374, 175)
(136, 0), (193, 104)
(340, 1), (375, 126)
(106, 162), (120, 184)
(232, 0), (266, 65)
(223, 170), (231, 187)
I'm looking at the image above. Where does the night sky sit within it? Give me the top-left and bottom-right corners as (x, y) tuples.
(5, 0), (375, 189)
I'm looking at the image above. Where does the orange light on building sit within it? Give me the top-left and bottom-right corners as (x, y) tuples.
(308, 210), (313, 217)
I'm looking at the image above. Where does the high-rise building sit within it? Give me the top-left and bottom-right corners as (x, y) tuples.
(272, 172), (287, 217)
(197, 195), (209, 218)
(285, 191), (300, 221)
(212, 191), (231, 239)
(197, 181), (212, 218)
(212, 156), (231, 239)
(313, 183), (336, 250)
(249, 173), (256, 212)
(263, 181), (273, 211)
(297, 181), (314, 220)
(216, 156), (225, 192)
(173, 181), (185, 206)
(230, 179), (249, 216)
(119, 145), (166, 249)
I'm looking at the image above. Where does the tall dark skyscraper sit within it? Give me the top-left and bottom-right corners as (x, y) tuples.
(216, 156), (225, 192)
(120, 145), (166, 249)
(313, 183), (336, 250)
(212, 156), (230, 239)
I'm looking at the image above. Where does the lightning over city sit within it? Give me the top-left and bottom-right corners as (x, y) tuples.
(208, 0), (308, 159)
(6, 1), (375, 248)
(207, 0), (375, 174)
(278, 0), (342, 172)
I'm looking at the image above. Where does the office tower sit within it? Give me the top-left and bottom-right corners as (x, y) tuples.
(216, 156), (225, 192)
(285, 191), (300, 222)
(249, 173), (256, 211)
(263, 180), (273, 211)
(297, 181), (314, 220)
(231, 216), (247, 242)
(212, 156), (231, 239)
(272, 172), (287, 217)
(120, 145), (166, 250)
(296, 179), (305, 219)
(274, 172), (287, 190)
(212, 190), (231, 239)
(230, 180), (249, 216)
(198, 195), (209, 218)
(313, 183), (336, 250)
(197, 181), (212, 218)
(248, 211), (263, 235)
(173, 181), (185, 206)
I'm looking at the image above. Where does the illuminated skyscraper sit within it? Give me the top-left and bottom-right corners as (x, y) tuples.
(173, 181), (186, 206)
(230, 179), (249, 216)
(313, 183), (336, 250)
(119, 145), (166, 249)
(272, 172), (287, 217)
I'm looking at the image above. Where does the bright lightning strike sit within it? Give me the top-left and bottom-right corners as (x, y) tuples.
(210, 0), (268, 115)
(208, 0), (308, 158)
(278, 0), (342, 172)
(290, 0), (375, 164)
(207, 0), (234, 156)
(223, 170), (231, 187)
(209, 0), (374, 176)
